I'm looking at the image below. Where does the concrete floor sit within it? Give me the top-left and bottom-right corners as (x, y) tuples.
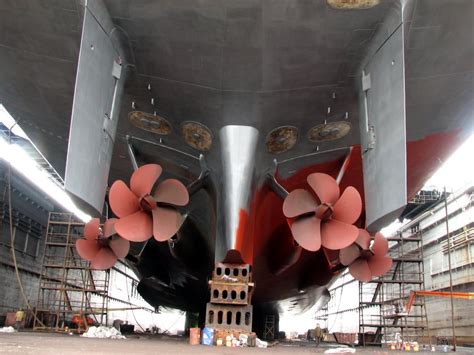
(0, 332), (471, 354)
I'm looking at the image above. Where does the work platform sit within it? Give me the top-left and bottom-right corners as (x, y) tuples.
(359, 227), (429, 346)
(33, 212), (109, 332)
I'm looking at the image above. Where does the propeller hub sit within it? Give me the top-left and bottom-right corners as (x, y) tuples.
(360, 249), (374, 259)
(139, 195), (157, 212)
(97, 237), (110, 248)
(315, 203), (333, 221)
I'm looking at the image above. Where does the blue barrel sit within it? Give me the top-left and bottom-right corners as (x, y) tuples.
(201, 327), (214, 346)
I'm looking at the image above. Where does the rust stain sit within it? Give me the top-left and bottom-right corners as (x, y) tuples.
(327, 0), (380, 10)
(181, 121), (213, 151)
(128, 111), (172, 135)
(307, 121), (352, 143)
(266, 126), (298, 154)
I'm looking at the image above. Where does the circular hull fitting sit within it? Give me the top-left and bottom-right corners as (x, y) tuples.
(181, 121), (213, 151)
(327, 0), (380, 10)
(266, 126), (298, 154)
(307, 121), (351, 143)
(129, 111), (172, 135)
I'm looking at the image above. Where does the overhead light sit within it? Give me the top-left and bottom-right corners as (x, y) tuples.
(0, 105), (28, 139)
(0, 104), (91, 222)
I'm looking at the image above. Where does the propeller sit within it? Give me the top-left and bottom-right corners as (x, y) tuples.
(75, 218), (130, 270)
(109, 164), (189, 243)
(282, 172), (362, 251)
(339, 230), (393, 282)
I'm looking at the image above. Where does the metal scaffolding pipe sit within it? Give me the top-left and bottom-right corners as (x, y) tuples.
(443, 187), (457, 351)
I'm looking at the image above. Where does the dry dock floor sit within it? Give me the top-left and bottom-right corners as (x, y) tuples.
(0, 332), (472, 354)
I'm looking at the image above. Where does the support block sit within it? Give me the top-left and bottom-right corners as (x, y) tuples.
(213, 263), (251, 283)
(205, 303), (253, 332)
(209, 281), (252, 305)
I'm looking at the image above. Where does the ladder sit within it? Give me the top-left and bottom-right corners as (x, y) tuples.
(359, 230), (429, 346)
(33, 212), (109, 332)
(263, 315), (276, 340)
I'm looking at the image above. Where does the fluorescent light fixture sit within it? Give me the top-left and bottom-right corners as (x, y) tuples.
(0, 105), (91, 222)
(0, 105), (29, 140)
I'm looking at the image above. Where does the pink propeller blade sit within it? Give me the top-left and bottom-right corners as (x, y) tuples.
(130, 164), (162, 197)
(109, 237), (130, 259)
(339, 244), (360, 266)
(349, 258), (372, 282)
(368, 256), (393, 277)
(152, 207), (184, 242)
(307, 173), (340, 205)
(90, 248), (117, 270)
(321, 219), (359, 250)
(76, 239), (101, 261)
(109, 180), (140, 218)
(114, 211), (153, 242)
(371, 232), (388, 256)
(84, 218), (100, 240)
(282, 189), (318, 218)
(154, 179), (189, 206)
(332, 186), (362, 224)
(290, 216), (322, 252)
(355, 229), (371, 249)
(103, 218), (118, 238)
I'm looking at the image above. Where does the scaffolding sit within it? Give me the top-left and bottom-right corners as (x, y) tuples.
(33, 212), (109, 332)
(316, 304), (329, 332)
(359, 229), (429, 346)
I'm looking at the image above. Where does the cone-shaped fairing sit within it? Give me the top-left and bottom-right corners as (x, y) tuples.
(114, 211), (153, 242)
(349, 259), (372, 282)
(84, 218), (100, 240)
(290, 216), (322, 251)
(109, 180), (140, 218)
(109, 237), (130, 259)
(154, 179), (189, 206)
(321, 219), (359, 250)
(307, 173), (340, 205)
(130, 164), (162, 197)
(332, 186), (362, 224)
(90, 248), (117, 270)
(371, 232), (388, 256)
(219, 125), (259, 257)
(76, 239), (101, 260)
(283, 189), (318, 218)
(339, 243), (360, 266)
(152, 207), (184, 242)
